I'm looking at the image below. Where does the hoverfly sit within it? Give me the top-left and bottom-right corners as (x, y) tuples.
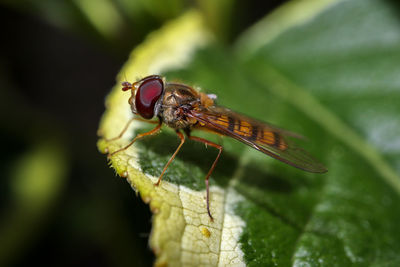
(106, 75), (327, 221)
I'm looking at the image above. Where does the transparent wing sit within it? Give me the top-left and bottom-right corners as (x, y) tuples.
(188, 106), (327, 173)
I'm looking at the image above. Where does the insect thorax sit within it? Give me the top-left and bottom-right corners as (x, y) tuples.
(158, 83), (200, 129)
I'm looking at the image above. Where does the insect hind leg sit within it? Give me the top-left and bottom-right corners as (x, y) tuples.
(187, 134), (223, 222)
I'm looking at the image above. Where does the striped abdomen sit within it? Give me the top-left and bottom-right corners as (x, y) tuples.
(198, 114), (288, 151)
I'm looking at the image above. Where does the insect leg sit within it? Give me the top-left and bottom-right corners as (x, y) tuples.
(155, 131), (185, 186)
(104, 117), (158, 142)
(108, 119), (162, 157)
(104, 118), (134, 142)
(188, 135), (223, 222)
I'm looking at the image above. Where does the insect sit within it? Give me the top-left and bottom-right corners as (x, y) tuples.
(106, 75), (327, 221)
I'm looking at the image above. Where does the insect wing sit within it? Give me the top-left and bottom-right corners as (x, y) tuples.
(188, 106), (327, 173)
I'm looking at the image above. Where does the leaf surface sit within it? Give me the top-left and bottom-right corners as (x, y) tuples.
(98, 0), (400, 266)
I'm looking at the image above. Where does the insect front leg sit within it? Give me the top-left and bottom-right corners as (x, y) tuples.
(103, 117), (159, 142)
(108, 119), (162, 157)
(187, 134), (223, 222)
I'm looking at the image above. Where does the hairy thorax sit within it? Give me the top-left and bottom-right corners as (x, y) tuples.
(158, 83), (211, 130)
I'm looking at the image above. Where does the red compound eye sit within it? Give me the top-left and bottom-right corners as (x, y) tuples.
(135, 76), (164, 119)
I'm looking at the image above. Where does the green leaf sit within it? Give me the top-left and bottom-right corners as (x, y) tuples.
(98, 0), (400, 265)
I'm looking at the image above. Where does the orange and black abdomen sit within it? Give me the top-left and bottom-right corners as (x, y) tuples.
(188, 105), (327, 173)
(199, 114), (288, 151)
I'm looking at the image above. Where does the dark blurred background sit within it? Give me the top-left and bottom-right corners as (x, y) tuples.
(0, 1), (287, 266)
